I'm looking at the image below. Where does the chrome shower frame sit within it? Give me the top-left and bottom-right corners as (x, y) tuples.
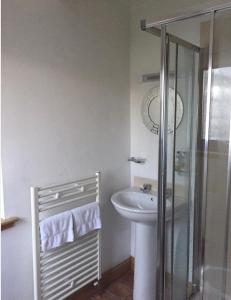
(141, 2), (231, 299)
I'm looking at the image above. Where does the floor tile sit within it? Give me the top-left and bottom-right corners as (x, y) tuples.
(91, 272), (133, 300)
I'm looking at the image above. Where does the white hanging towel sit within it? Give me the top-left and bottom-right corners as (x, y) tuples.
(39, 211), (74, 252)
(71, 202), (102, 237)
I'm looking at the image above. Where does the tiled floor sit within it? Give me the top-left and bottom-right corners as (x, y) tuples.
(79, 271), (196, 300)
(91, 271), (134, 300)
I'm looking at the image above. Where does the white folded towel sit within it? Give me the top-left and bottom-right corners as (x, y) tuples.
(71, 202), (102, 237)
(39, 211), (74, 252)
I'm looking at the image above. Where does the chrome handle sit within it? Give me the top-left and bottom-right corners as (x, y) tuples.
(128, 157), (146, 164)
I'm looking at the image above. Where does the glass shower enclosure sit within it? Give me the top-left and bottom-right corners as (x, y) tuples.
(141, 4), (231, 300)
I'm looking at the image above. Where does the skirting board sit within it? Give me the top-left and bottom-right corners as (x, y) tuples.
(65, 256), (192, 299)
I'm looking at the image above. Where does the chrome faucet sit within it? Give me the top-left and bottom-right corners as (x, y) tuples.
(140, 183), (152, 193)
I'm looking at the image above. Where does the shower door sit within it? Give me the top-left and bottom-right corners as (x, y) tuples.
(156, 7), (231, 300)
(157, 31), (201, 300)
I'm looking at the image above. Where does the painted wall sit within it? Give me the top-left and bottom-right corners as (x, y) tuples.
(1, 1), (131, 299)
(2, 0), (230, 299)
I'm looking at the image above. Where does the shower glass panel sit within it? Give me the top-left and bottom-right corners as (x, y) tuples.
(172, 45), (196, 300)
(165, 43), (198, 300)
(142, 6), (231, 300)
(163, 14), (211, 300)
(202, 9), (231, 300)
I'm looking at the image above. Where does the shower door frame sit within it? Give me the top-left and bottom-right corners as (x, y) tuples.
(141, 3), (231, 299)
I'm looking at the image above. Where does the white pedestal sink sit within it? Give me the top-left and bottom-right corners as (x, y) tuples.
(111, 187), (185, 300)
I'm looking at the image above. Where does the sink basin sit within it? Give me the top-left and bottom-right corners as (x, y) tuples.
(111, 188), (159, 223)
(111, 187), (186, 300)
(111, 187), (183, 223)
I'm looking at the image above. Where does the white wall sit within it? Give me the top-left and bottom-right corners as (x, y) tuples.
(2, 0), (230, 299)
(1, 1), (131, 299)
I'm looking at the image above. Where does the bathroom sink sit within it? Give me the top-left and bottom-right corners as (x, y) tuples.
(111, 187), (183, 223)
(111, 188), (160, 223)
(111, 187), (186, 300)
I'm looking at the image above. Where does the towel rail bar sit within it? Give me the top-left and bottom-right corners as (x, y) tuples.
(38, 176), (97, 192)
(39, 191), (98, 212)
(39, 186), (97, 206)
(41, 244), (98, 274)
(40, 237), (98, 266)
(31, 172), (101, 300)
(46, 273), (98, 300)
(42, 265), (98, 298)
(38, 180), (97, 199)
(41, 254), (98, 287)
(40, 231), (98, 259)
(42, 262), (97, 294)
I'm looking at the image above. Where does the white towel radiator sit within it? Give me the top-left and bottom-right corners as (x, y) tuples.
(31, 172), (101, 300)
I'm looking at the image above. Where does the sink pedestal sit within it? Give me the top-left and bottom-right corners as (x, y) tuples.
(133, 222), (157, 300)
(111, 187), (185, 300)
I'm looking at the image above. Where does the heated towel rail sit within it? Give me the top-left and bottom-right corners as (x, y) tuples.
(31, 172), (101, 300)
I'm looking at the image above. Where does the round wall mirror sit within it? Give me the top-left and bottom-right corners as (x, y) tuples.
(141, 87), (183, 134)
